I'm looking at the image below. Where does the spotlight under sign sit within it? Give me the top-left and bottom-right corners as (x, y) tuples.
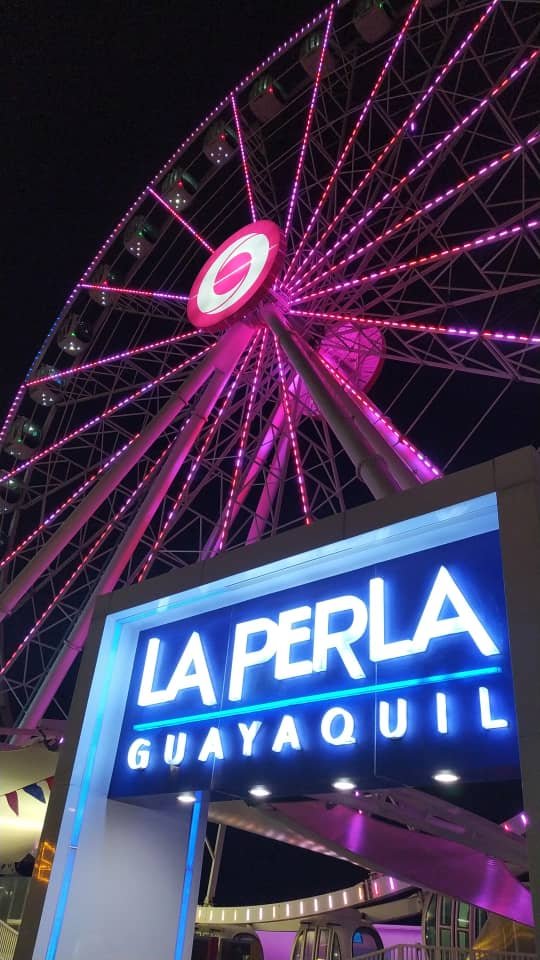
(110, 524), (518, 800)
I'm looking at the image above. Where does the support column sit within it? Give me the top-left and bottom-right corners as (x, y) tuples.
(264, 306), (398, 499)
(17, 326), (254, 732)
(201, 402), (286, 559)
(246, 429), (290, 543)
(204, 824), (227, 906)
(497, 454), (540, 936)
(0, 322), (253, 624)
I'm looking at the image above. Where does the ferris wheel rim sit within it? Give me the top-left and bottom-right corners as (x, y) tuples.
(0, 0), (538, 732)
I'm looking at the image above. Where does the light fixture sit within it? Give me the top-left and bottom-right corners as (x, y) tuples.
(433, 770), (460, 784)
(249, 785), (271, 799)
(177, 792), (196, 804)
(332, 777), (357, 792)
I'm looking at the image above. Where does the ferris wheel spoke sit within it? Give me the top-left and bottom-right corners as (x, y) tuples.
(289, 48), (539, 294)
(140, 332), (263, 577)
(282, 0), (422, 283)
(287, 0), (502, 288)
(0, 346), (212, 486)
(317, 353), (440, 483)
(291, 218), (540, 303)
(273, 338), (312, 525)
(79, 282), (189, 303)
(283, 4), (336, 244)
(200, 398), (288, 559)
(293, 127), (540, 297)
(147, 187), (214, 252)
(207, 331), (269, 556)
(381, 327), (540, 384)
(230, 92), (258, 223)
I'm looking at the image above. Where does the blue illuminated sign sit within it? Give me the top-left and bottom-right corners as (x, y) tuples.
(110, 530), (518, 799)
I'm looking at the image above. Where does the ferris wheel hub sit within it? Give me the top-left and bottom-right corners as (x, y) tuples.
(187, 220), (284, 331)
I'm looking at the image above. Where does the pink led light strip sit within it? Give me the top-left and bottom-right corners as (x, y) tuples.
(215, 331), (268, 554)
(230, 92), (257, 223)
(283, 4), (336, 242)
(287, 0), (502, 287)
(79, 282), (188, 303)
(273, 337), (312, 524)
(294, 124), (540, 296)
(137, 334), (262, 580)
(0, 434), (180, 677)
(26, 330), (203, 387)
(0, 438), (136, 574)
(289, 308), (540, 347)
(318, 354), (440, 478)
(291, 220), (540, 303)
(147, 187), (214, 252)
(282, 0), (422, 283)
(0, 345), (212, 485)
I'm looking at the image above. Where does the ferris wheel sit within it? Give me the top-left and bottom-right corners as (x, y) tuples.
(0, 0), (538, 734)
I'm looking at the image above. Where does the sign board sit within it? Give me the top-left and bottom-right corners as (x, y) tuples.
(110, 529), (518, 799)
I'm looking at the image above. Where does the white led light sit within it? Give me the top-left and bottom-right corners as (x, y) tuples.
(177, 792), (196, 804)
(433, 770), (460, 784)
(332, 777), (357, 791)
(249, 785), (271, 798)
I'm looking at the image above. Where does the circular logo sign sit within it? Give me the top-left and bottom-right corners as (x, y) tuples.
(187, 221), (283, 330)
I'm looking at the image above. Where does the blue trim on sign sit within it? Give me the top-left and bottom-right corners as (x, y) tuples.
(174, 795), (203, 960)
(133, 666), (501, 732)
(44, 621), (123, 960)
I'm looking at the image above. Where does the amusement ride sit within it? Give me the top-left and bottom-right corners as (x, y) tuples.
(0, 0), (538, 771)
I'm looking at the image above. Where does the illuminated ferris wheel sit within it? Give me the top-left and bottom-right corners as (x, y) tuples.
(0, 0), (538, 733)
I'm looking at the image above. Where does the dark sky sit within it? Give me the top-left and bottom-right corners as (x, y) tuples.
(4, 0), (525, 907)
(3, 0), (317, 411)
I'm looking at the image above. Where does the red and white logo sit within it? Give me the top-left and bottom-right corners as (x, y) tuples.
(187, 221), (283, 330)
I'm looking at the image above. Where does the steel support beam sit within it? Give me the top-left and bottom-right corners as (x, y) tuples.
(264, 306), (402, 499)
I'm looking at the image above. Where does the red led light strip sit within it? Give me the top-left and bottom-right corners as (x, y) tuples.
(282, 0), (422, 283)
(294, 128), (540, 296)
(287, 0), (502, 287)
(147, 187), (214, 252)
(283, 4), (336, 242)
(215, 331), (268, 554)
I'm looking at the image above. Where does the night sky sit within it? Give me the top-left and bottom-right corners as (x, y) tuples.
(4, 1), (317, 407)
(4, 1), (526, 907)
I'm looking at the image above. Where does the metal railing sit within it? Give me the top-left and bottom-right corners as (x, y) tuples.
(354, 945), (537, 960)
(0, 920), (17, 960)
